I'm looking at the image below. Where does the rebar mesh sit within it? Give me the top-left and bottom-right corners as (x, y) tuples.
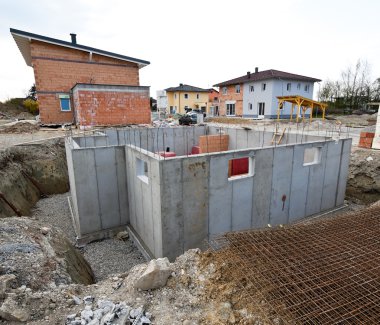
(208, 205), (380, 324)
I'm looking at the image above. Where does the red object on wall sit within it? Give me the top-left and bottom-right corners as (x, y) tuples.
(158, 151), (176, 158)
(191, 146), (202, 154)
(230, 157), (249, 176)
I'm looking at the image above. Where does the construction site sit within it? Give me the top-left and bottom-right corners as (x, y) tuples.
(0, 100), (380, 324)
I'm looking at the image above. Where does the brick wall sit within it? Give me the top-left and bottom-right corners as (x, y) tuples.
(198, 135), (229, 153)
(30, 40), (142, 124)
(37, 94), (74, 124)
(73, 88), (151, 126)
(358, 132), (375, 149)
(218, 84), (243, 116)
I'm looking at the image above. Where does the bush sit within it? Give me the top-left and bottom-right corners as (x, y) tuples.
(23, 99), (39, 115)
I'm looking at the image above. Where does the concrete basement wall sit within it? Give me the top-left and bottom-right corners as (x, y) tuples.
(65, 139), (129, 241)
(155, 138), (351, 261)
(66, 127), (351, 261)
(125, 145), (162, 257)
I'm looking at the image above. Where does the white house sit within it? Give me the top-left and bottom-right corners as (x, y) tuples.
(215, 68), (321, 118)
(156, 90), (168, 114)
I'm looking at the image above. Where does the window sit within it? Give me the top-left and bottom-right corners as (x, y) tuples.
(235, 85), (240, 93)
(297, 83), (301, 90)
(59, 95), (71, 111)
(258, 102), (265, 116)
(249, 103), (253, 110)
(228, 157), (254, 180)
(170, 106), (174, 114)
(303, 147), (321, 166)
(136, 158), (149, 183)
(174, 93), (177, 99)
(262, 83), (266, 91)
(214, 96), (218, 101)
(196, 94), (199, 99)
(222, 87), (227, 94)
(250, 85), (254, 92)
(226, 103), (235, 116)
(304, 84), (310, 92)
(287, 83), (291, 91)
(184, 93), (188, 99)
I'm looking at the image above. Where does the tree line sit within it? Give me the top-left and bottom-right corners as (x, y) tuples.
(318, 59), (380, 112)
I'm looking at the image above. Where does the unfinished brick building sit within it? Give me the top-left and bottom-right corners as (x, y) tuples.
(11, 28), (151, 126)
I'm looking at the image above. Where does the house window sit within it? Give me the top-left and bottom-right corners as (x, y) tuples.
(235, 85), (240, 93)
(297, 83), (301, 90)
(174, 93), (177, 99)
(228, 157), (254, 180)
(222, 87), (227, 94)
(250, 85), (254, 92)
(249, 103), (253, 110)
(184, 93), (188, 99)
(304, 84), (310, 92)
(196, 94), (199, 99)
(226, 103), (235, 116)
(136, 158), (149, 184)
(258, 102), (265, 116)
(303, 147), (321, 166)
(287, 83), (291, 91)
(214, 97), (218, 101)
(170, 106), (174, 114)
(262, 83), (266, 91)
(59, 95), (71, 111)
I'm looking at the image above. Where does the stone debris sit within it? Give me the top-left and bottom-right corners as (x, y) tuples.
(134, 257), (172, 291)
(115, 231), (129, 241)
(66, 299), (152, 325)
(0, 296), (29, 322)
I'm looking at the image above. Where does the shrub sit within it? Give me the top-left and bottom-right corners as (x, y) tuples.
(23, 99), (39, 115)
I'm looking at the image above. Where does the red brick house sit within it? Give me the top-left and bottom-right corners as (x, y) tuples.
(11, 28), (151, 126)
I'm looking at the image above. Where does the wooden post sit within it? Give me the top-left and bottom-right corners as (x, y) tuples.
(310, 103), (314, 122)
(277, 101), (281, 121)
(290, 103), (294, 121)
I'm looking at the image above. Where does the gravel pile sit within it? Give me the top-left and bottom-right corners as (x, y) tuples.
(31, 193), (145, 281)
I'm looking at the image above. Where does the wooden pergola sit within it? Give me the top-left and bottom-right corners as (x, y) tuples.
(276, 95), (328, 122)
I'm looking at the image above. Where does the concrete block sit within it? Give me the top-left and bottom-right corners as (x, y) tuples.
(336, 139), (352, 205)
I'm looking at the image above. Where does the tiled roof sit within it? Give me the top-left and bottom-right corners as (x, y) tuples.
(214, 69), (321, 87)
(165, 84), (210, 92)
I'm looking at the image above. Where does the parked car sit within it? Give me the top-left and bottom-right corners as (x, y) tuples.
(179, 113), (197, 125)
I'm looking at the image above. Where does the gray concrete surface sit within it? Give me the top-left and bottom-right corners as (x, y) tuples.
(66, 126), (352, 261)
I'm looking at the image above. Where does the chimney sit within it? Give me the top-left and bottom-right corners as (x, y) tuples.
(247, 71), (251, 79)
(255, 67), (259, 73)
(70, 33), (77, 44)
(179, 83), (183, 87)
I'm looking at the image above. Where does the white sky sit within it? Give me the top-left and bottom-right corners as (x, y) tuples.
(1, 0), (379, 101)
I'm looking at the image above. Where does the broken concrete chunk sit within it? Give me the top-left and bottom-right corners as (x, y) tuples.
(0, 296), (29, 322)
(116, 230), (129, 240)
(0, 274), (16, 298)
(134, 257), (172, 290)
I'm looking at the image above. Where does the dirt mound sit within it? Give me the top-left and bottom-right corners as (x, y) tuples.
(0, 99), (30, 120)
(347, 148), (380, 203)
(0, 217), (94, 290)
(0, 139), (69, 218)
(0, 121), (39, 134)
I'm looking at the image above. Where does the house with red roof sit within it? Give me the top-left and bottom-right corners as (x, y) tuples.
(10, 28), (151, 126)
(214, 67), (321, 118)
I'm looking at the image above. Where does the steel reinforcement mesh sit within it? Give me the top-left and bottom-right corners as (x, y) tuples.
(208, 204), (380, 324)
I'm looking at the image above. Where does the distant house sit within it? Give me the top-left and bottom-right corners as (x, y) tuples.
(10, 28), (151, 126)
(208, 88), (220, 116)
(214, 68), (321, 118)
(165, 84), (210, 115)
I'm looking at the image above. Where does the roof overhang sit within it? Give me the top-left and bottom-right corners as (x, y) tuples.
(10, 28), (150, 68)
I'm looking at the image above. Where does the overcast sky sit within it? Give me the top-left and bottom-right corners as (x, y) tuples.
(1, 0), (379, 101)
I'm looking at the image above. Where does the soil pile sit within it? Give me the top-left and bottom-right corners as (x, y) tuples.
(347, 148), (380, 203)
(0, 139), (69, 218)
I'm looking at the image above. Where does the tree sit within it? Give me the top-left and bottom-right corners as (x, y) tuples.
(27, 84), (37, 101)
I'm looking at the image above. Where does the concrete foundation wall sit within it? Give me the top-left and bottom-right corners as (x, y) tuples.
(125, 146), (162, 257)
(65, 140), (129, 239)
(66, 126), (351, 261)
